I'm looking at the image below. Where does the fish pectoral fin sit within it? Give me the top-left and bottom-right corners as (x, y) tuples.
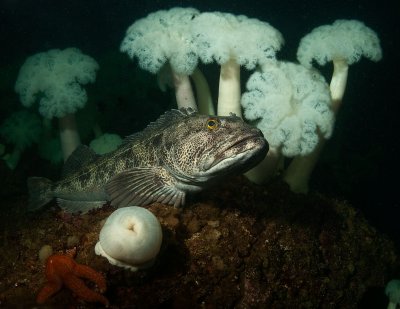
(57, 199), (107, 214)
(105, 167), (185, 208)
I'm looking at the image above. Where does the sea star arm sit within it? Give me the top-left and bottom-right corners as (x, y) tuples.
(63, 274), (109, 307)
(36, 279), (62, 304)
(74, 264), (107, 292)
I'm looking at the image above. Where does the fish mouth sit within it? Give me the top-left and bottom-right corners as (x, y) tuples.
(219, 134), (259, 157)
(203, 133), (268, 172)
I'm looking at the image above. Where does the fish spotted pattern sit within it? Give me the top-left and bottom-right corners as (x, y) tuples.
(28, 108), (268, 213)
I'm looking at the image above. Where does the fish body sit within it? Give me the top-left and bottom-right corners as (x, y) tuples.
(28, 108), (268, 213)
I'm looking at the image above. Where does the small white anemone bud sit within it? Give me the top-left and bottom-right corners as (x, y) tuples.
(95, 206), (162, 271)
(38, 244), (53, 264)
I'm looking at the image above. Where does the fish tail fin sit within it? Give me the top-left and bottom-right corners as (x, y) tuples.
(27, 177), (53, 211)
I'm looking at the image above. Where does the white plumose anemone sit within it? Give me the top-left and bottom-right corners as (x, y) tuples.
(15, 47), (99, 161)
(297, 19), (382, 110)
(95, 206), (162, 271)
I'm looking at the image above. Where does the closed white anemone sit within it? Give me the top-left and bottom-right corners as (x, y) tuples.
(95, 206), (162, 271)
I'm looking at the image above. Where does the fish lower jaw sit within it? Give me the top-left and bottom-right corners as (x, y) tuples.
(174, 182), (204, 194)
(201, 151), (258, 176)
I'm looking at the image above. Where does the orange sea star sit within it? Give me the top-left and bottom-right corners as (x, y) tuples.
(36, 248), (109, 307)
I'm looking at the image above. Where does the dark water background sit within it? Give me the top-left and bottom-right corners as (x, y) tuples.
(0, 0), (398, 245)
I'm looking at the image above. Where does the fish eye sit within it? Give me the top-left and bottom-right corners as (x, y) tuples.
(206, 117), (219, 131)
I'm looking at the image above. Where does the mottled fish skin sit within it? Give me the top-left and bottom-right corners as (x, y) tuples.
(28, 108), (268, 213)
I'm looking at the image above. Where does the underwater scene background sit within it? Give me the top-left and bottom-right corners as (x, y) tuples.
(0, 0), (399, 307)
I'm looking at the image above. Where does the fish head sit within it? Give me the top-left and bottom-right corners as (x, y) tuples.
(159, 110), (268, 187)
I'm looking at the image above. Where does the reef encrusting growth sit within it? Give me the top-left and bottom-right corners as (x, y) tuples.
(0, 172), (398, 308)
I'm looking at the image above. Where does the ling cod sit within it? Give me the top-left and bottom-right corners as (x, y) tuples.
(29, 108), (268, 213)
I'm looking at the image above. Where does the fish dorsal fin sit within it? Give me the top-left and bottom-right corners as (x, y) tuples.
(122, 108), (197, 145)
(62, 145), (98, 179)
